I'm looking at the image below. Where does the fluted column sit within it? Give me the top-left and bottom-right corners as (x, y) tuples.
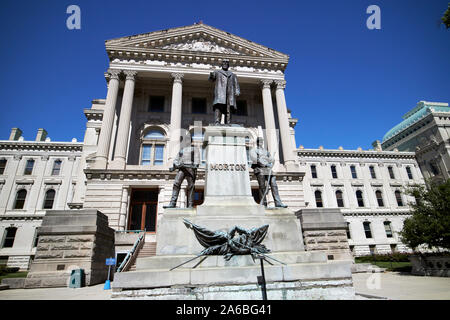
(168, 73), (184, 162)
(94, 69), (121, 169)
(260, 79), (280, 164)
(110, 70), (137, 169)
(274, 80), (296, 167)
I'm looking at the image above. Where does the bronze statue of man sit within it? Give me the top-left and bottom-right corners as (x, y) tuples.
(209, 59), (240, 125)
(249, 137), (287, 208)
(163, 136), (201, 209)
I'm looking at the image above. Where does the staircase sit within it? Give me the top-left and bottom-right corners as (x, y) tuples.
(128, 242), (157, 271)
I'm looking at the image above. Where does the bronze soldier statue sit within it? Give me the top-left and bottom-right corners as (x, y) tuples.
(249, 137), (287, 208)
(163, 136), (201, 209)
(209, 59), (240, 125)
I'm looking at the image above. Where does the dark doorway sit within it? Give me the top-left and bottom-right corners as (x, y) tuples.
(128, 189), (158, 232)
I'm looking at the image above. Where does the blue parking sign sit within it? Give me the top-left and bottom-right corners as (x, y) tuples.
(106, 258), (116, 266)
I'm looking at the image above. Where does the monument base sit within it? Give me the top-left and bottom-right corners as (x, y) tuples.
(111, 278), (355, 300)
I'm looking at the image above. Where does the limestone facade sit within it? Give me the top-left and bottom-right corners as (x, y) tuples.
(0, 23), (444, 270)
(298, 147), (424, 256)
(0, 129), (82, 269)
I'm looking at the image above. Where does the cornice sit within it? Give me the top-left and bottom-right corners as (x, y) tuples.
(0, 141), (83, 152)
(342, 210), (411, 217)
(84, 108), (104, 121)
(297, 149), (416, 160)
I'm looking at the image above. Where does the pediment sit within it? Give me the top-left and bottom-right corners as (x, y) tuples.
(105, 23), (289, 65)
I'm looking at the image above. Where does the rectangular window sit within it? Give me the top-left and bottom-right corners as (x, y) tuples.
(346, 222), (351, 239)
(2, 227), (17, 248)
(236, 100), (248, 116)
(0, 159), (6, 175)
(51, 160), (62, 176)
(24, 159), (35, 175)
(388, 166), (395, 179)
(406, 166), (413, 180)
(154, 145), (164, 166)
(331, 165), (338, 179)
(192, 98), (206, 114)
(350, 165), (357, 179)
(141, 145), (152, 165)
(384, 221), (393, 238)
(369, 166), (377, 179)
(311, 165), (317, 178)
(363, 222), (372, 238)
(148, 96), (165, 112)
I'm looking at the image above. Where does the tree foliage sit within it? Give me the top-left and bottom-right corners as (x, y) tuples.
(399, 179), (450, 250)
(443, 3), (450, 29)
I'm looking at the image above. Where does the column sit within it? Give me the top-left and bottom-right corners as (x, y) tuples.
(274, 80), (297, 168)
(93, 69), (121, 169)
(119, 187), (129, 230)
(260, 79), (280, 165)
(168, 73), (184, 162)
(110, 70), (137, 169)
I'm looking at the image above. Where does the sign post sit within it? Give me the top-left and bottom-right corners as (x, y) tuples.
(104, 257), (116, 290)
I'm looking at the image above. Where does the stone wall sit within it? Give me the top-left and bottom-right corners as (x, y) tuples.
(296, 208), (352, 261)
(24, 209), (115, 288)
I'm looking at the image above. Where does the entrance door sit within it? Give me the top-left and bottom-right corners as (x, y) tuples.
(128, 189), (158, 232)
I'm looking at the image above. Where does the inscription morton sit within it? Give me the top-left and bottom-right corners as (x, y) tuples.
(209, 163), (247, 171)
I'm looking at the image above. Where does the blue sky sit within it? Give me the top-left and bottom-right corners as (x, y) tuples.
(0, 0), (449, 149)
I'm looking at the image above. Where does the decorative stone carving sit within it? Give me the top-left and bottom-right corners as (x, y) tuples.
(260, 79), (273, 89)
(160, 39), (240, 55)
(274, 80), (286, 90)
(171, 72), (184, 84)
(123, 70), (137, 81)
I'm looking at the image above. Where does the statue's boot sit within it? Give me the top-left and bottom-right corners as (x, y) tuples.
(163, 185), (180, 208)
(274, 201), (288, 208)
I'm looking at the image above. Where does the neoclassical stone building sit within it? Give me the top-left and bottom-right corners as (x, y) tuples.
(380, 100), (450, 182)
(0, 129), (82, 269)
(0, 23), (441, 269)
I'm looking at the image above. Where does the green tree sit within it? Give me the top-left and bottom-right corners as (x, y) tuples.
(442, 3), (450, 29)
(399, 179), (450, 251)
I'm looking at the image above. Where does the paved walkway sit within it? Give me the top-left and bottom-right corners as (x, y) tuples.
(352, 272), (450, 300)
(0, 272), (449, 300)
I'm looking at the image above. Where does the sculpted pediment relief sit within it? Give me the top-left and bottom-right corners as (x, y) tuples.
(157, 38), (241, 55)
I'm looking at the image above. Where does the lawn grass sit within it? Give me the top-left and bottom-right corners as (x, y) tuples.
(0, 271), (28, 282)
(354, 258), (412, 272)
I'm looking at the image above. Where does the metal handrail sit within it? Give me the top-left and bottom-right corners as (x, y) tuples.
(117, 232), (145, 272)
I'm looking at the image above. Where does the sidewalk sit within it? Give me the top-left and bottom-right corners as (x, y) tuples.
(0, 272), (449, 300)
(0, 283), (111, 300)
(352, 271), (450, 300)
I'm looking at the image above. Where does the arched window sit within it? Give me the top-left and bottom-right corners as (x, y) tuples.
(363, 221), (372, 238)
(141, 129), (166, 166)
(52, 160), (62, 176)
(375, 190), (384, 207)
(315, 190), (323, 208)
(43, 189), (56, 209)
(356, 190), (364, 207)
(335, 190), (344, 207)
(395, 190), (404, 206)
(14, 189), (27, 209)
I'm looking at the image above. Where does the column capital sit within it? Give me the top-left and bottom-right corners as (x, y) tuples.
(123, 70), (137, 81)
(260, 79), (273, 89)
(107, 69), (122, 80)
(171, 73), (184, 84)
(274, 80), (286, 90)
